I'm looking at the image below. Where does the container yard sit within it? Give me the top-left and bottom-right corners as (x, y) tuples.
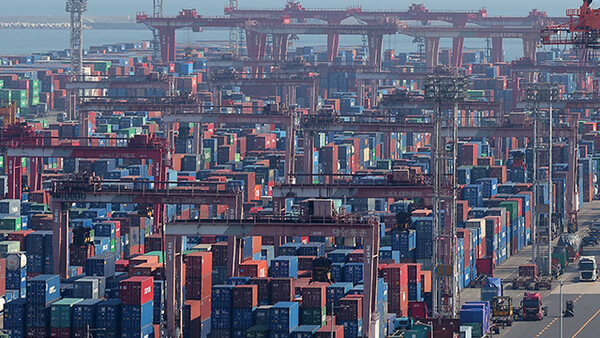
(4, 0), (600, 338)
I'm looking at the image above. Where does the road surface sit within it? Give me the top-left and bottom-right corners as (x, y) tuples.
(460, 200), (600, 337)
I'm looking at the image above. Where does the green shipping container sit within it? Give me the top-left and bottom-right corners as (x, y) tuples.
(376, 160), (392, 170)
(0, 217), (21, 231)
(110, 239), (116, 252)
(97, 124), (112, 133)
(499, 201), (518, 221)
(0, 80), (4, 88)
(461, 322), (484, 338)
(0, 90), (11, 100)
(300, 307), (326, 326)
(10, 90), (26, 100)
(51, 298), (83, 328)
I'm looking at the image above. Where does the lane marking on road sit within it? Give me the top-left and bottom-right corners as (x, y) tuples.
(572, 306), (600, 338)
(573, 294), (583, 303)
(535, 317), (558, 338)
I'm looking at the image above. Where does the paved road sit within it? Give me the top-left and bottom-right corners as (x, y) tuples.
(460, 200), (600, 337)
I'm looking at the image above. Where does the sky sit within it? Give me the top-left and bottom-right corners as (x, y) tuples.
(2, 0), (570, 17)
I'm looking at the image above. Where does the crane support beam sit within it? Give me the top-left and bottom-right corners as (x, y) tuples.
(164, 218), (379, 337)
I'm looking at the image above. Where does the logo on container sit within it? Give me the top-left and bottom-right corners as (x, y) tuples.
(144, 286), (152, 295)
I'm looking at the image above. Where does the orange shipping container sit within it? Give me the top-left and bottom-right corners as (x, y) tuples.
(239, 260), (268, 278)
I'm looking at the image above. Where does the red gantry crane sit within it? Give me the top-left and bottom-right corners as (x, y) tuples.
(542, 0), (600, 50)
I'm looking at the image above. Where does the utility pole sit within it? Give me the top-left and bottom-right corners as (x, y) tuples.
(524, 82), (560, 275)
(152, 0), (163, 62)
(560, 281), (564, 338)
(425, 73), (467, 318)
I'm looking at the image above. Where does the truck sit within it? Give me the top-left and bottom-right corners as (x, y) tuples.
(511, 264), (552, 290)
(470, 258), (495, 288)
(491, 296), (514, 326)
(579, 256), (598, 282)
(512, 264), (537, 289)
(519, 292), (548, 321)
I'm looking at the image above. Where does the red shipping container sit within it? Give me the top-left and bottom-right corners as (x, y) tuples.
(489, 165), (508, 184)
(184, 251), (213, 277)
(316, 324), (344, 338)
(200, 235), (217, 244)
(338, 295), (363, 320)
(116, 260), (130, 272)
(249, 277), (272, 302)
(131, 262), (160, 276)
(456, 200), (470, 224)
(185, 275), (212, 300)
(130, 255), (158, 267)
(347, 249), (364, 263)
(185, 297), (212, 323)
(380, 264), (408, 288)
(232, 285), (258, 308)
(271, 277), (294, 302)
(239, 260), (268, 278)
(294, 278), (311, 296)
(301, 283), (328, 308)
(119, 276), (154, 305)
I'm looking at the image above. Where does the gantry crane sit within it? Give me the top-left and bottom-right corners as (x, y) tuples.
(541, 0), (600, 53)
(0, 123), (170, 231)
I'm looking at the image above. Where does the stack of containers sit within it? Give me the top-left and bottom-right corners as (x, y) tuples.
(406, 263), (422, 302)
(271, 256), (299, 278)
(183, 251), (212, 336)
(477, 178), (498, 198)
(184, 251), (212, 301)
(326, 282), (353, 314)
(6, 252), (27, 297)
(5, 298), (27, 337)
(465, 219), (486, 260)
(271, 301), (300, 336)
(301, 283), (327, 326)
(25, 231), (52, 274)
(26, 274), (61, 336)
(232, 285), (258, 336)
(392, 230), (416, 260)
(71, 298), (103, 337)
(119, 276), (154, 337)
(338, 294), (363, 337)
(415, 217), (433, 260)
(460, 301), (491, 338)
(97, 298), (122, 337)
(211, 284), (234, 335)
(381, 264), (408, 316)
(462, 185), (483, 207)
(50, 298), (83, 336)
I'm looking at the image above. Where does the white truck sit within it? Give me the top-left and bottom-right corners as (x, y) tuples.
(579, 256), (598, 282)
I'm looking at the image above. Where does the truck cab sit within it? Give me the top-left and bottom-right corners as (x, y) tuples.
(579, 256), (598, 282)
(521, 292), (546, 320)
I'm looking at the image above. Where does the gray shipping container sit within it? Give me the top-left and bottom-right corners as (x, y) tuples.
(73, 278), (99, 299)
